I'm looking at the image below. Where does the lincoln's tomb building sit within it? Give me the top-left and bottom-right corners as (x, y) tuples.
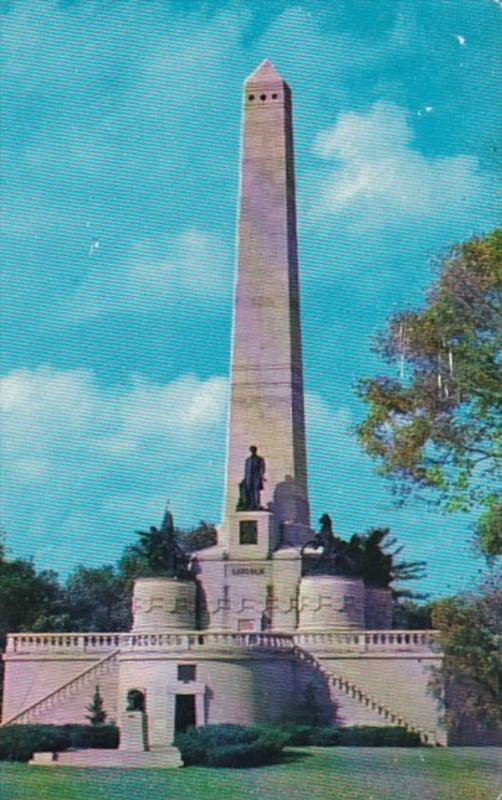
(1, 61), (445, 767)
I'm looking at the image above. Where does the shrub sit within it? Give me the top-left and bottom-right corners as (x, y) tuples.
(274, 723), (314, 746)
(338, 726), (422, 747)
(175, 723), (258, 764)
(174, 724), (289, 768)
(273, 723), (422, 748)
(0, 724), (119, 762)
(173, 728), (209, 766)
(206, 728), (288, 768)
(0, 725), (69, 762)
(64, 724), (119, 750)
(308, 726), (343, 746)
(173, 723), (422, 767)
(275, 723), (342, 746)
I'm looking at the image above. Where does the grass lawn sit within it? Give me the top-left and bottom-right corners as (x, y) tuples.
(0, 747), (500, 800)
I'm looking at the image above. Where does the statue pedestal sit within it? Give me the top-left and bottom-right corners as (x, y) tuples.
(298, 575), (365, 631)
(131, 577), (196, 632)
(220, 511), (279, 560)
(119, 711), (148, 752)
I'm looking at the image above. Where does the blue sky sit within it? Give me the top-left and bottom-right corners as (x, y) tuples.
(1, 0), (500, 597)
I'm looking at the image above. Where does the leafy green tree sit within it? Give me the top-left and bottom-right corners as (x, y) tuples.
(294, 682), (324, 726)
(357, 229), (502, 555)
(0, 538), (64, 640)
(475, 494), (502, 558)
(64, 565), (130, 632)
(392, 599), (433, 630)
(355, 527), (425, 589)
(178, 521), (217, 553)
(430, 570), (502, 743)
(86, 685), (107, 726)
(0, 535), (66, 707)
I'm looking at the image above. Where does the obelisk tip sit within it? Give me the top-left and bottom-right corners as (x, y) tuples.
(244, 59), (285, 86)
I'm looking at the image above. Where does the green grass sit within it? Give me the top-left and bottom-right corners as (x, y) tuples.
(0, 748), (500, 800)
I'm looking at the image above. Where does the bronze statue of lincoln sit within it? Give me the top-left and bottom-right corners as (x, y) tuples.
(237, 445), (266, 511)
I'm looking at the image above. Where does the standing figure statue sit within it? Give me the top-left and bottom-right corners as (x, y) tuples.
(237, 445), (266, 511)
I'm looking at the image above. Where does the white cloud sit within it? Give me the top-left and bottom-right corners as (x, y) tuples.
(99, 372), (229, 455)
(62, 227), (233, 319)
(125, 229), (232, 303)
(1, 366), (100, 457)
(1, 366), (229, 477)
(306, 392), (354, 439)
(0, 365), (229, 570)
(311, 100), (492, 229)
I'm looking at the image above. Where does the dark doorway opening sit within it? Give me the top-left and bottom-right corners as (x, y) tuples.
(175, 694), (196, 733)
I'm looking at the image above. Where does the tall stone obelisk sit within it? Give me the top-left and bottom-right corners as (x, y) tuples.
(222, 59), (310, 543)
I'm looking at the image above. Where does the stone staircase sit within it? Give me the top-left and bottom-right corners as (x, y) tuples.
(1, 649), (120, 727)
(293, 645), (441, 745)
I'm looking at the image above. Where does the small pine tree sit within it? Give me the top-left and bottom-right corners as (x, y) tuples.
(86, 685), (107, 726)
(295, 682), (323, 726)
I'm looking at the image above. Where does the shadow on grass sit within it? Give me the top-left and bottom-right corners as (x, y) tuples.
(279, 749), (313, 765)
(183, 749), (313, 771)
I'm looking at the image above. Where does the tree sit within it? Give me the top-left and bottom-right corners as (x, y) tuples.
(178, 521), (217, 553)
(356, 527), (426, 590)
(0, 537), (64, 641)
(430, 571), (502, 744)
(357, 229), (502, 555)
(86, 685), (107, 726)
(0, 535), (66, 709)
(475, 495), (502, 558)
(294, 682), (325, 726)
(392, 599), (433, 630)
(64, 565), (130, 632)
(120, 510), (192, 582)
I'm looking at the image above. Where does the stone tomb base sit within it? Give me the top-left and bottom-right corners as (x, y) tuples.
(30, 747), (183, 768)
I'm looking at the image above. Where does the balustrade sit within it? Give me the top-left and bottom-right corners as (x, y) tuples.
(5, 630), (295, 655)
(292, 629), (437, 652)
(5, 629), (438, 655)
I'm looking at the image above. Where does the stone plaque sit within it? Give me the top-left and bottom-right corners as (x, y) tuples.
(239, 520), (258, 544)
(230, 566), (265, 576)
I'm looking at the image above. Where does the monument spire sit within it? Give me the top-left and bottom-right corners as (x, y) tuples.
(222, 59), (310, 541)
(245, 58), (283, 83)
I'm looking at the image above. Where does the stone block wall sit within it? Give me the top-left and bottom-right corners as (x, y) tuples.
(319, 655), (445, 744)
(2, 656), (119, 725)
